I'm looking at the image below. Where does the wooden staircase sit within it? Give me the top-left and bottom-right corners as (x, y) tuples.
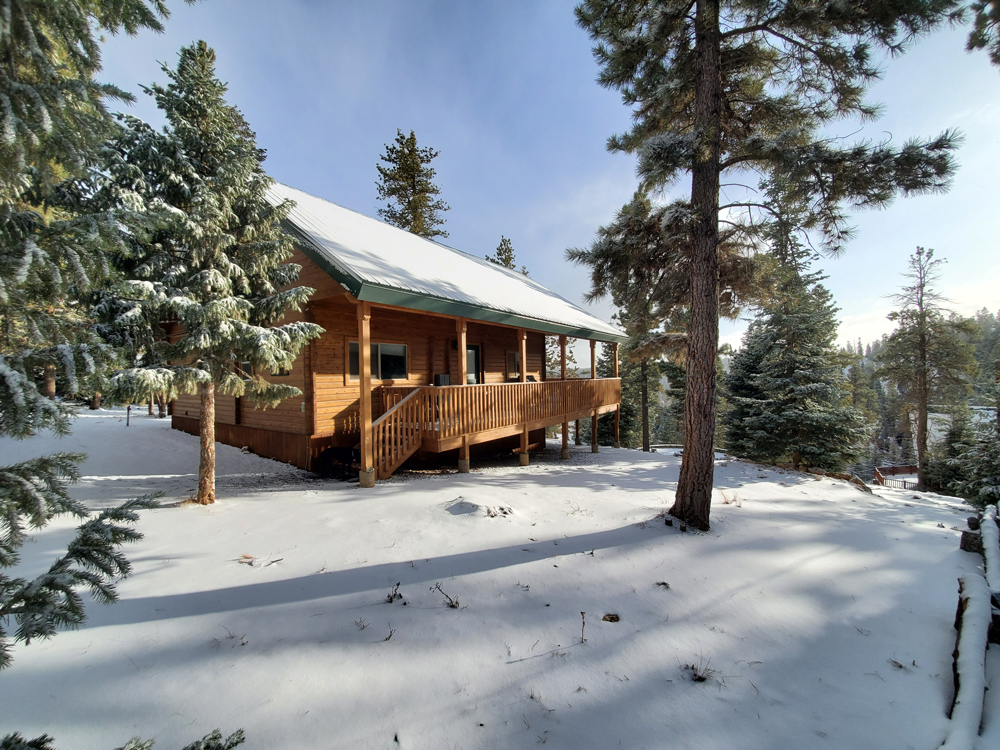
(372, 389), (426, 480)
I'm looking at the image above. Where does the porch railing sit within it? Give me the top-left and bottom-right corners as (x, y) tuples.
(370, 378), (620, 479)
(426, 379), (620, 439)
(372, 389), (426, 480)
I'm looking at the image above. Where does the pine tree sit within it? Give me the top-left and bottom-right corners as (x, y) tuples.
(485, 236), (528, 275)
(968, 1), (1000, 66)
(876, 247), (979, 490)
(924, 407), (974, 493)
(0, 11), (246, 748)
(970, 307), (1000, 404)
(0, 0), (174, 675)
(722, 234), (867, 471)
(576, 1), (960, 529)
(99, 43), (322, 505)
(951, 387), (1000, 509)
(375, 129), (450, 239)
(654, 360), (686, 445)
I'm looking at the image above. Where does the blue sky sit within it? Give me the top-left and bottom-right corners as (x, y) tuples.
(98, 1), (1000, 351)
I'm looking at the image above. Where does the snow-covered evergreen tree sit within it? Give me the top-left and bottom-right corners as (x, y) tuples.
(0, 0), (175, 674)
(722, 249), (867, 471)
(951, 401), (1000, 509)
(375, 129), (450, 239)
(876, 247), (979, 490)
(98, 42), (322, 505)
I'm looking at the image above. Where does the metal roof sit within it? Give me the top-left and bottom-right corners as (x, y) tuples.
(267, 182), (627, 343)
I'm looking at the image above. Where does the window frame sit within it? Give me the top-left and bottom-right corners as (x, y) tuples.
(505, 350), (521, 382)
(345, 337), (410, 385)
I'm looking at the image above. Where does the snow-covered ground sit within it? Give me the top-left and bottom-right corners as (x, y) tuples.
(1, 409), (994, 749)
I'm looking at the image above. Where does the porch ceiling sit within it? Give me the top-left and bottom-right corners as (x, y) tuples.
(269, 182), (627, 344)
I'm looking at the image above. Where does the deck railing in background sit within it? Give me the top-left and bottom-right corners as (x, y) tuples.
(874, 465), (919, 489)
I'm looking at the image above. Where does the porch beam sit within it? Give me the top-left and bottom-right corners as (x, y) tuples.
(357, 301), (375, 487)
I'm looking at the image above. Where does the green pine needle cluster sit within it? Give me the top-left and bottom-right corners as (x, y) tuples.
(375, 129), (450, 239)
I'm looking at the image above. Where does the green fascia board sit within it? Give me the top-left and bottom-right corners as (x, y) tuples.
(357, 282), (628, 344)
(282, 220), (627, 344)
(280, 220), (364, 297)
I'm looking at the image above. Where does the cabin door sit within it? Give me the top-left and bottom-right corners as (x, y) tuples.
(465, 344), (482, 384)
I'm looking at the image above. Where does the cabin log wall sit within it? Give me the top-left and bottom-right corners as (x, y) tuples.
(169, 246), (604, 472)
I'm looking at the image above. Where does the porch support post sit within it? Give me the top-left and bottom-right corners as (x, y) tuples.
(456, 318), (468, 385)
(591, 339), (599, 453)
(560, 334), (569, 460)
(459, 435), (470, 473)
(457, 318), (469, 471)
(613, 342), (621, 448)
(518, 328), (527, 383)
(357, 301), (375, 487)
(519, 328), (529, 465)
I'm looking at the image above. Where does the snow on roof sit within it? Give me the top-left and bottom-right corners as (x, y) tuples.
(267, 182), (626, 342)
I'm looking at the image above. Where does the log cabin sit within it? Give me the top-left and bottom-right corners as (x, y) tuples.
(170, 183), (626, 485)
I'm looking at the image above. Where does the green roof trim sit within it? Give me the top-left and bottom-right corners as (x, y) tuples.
(280, 217), (627, 344)
(356, 282), (628, 343)
(280, 220), (363, 297)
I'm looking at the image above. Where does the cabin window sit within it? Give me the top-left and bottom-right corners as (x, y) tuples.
(379, 343), (408, 380)
(239, 361), (253, 380)
(349, 341), (408, 381)
(505, 351), (521, 381)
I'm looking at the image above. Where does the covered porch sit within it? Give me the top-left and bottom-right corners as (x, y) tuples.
(353, 301), (621, 484)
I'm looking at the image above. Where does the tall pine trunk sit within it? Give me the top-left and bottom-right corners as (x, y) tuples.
(42, 364), (56, 398)
(641, 358), (650, 452)
(916, 325), (929, 490)
(670, 0), (721, 531)
(196, 380), (216, 505)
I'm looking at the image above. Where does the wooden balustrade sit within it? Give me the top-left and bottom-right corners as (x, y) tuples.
(370, 378), (620, 479)
(379, 385), (420, 415)
(372, 389), (426, 480)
